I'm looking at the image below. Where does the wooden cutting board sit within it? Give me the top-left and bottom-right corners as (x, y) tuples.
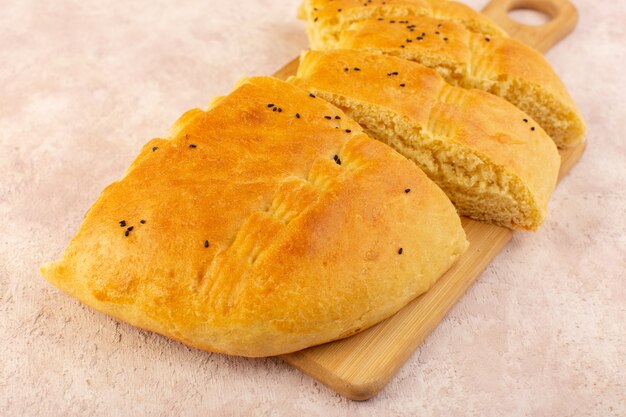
(273, 0), (586, 400)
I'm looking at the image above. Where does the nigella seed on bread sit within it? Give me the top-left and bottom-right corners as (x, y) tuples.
(40, 76), (468, 357)
(298, 0), (508, 50)
(301, 9), (585, 147)
(290, 50), (560, 230)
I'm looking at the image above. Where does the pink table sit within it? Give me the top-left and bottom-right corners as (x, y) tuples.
(1, 0), (623, 415)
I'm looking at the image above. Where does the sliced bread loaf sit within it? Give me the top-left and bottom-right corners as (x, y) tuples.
(303, 15), (585, 148)
(291, 50), (561, 230)
(299, 0), (507, 49)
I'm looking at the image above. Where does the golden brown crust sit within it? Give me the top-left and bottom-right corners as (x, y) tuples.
(291, 50), (560, 229)
(314, 16), (585, 147)
(299, 0), (507, 49)
(40, 76), (468, 357)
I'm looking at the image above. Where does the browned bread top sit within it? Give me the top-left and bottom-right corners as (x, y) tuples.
(40, 76), (468, 357)
(313, 16), (585, 147)
(298, 0), (508, 41)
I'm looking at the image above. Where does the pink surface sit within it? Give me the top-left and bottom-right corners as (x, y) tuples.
(1, 0), (624, 415)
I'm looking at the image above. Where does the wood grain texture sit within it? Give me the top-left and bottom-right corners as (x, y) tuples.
(275, 0), (586, 400)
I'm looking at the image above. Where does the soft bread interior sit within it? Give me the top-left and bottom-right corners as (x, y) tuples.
(465, 73), (580, 149)
(301, 89), (542, 230)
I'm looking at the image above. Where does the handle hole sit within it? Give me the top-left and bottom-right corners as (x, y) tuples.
(507, 8), (552, 26)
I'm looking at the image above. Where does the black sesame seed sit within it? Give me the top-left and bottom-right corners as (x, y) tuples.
(435, 31), (440, 35)
(335, 116), (341, 120)
(417, 37), (423, 41)
(277, 108), (282, 112)
(333, 154), (342, 165)
(267, 103), (275, 108)
(140, 219), (146, 224)
(338, 8), (342, 11)
(378, 17), (384, 21)
(314, 17), (318, 22)
(531, 126), (536, 131)
(485, 37), (491, 42)
(523, 118), (528, 123)
(152, 146), (158, 152)
(354, 67), (360, 71)
(400, 45), (405, 48)
(398, 247), (403, 255)
(324, 116), (332, 120)
(390, 20), (395, 23)
(406, 39), (412, 43)
(273, 107), (277, 112)
(345, 129), (352, 133)
(443, 37), (448, 41)
(119, 220), (126, 227)
(204, 240), (209, 248)
(400, 83), (406, 87)
(126, 226), (134, 232)
(296, 113), (301, 118)
(344, 67), (349, 72)
(309, 93), (316, 98)
(125, 230), (130, 237)
(405, 188), (411, 193)
(189, 144), (197, 148)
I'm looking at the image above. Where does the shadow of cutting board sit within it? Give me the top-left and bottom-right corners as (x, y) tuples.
(273, 0), (587, 400)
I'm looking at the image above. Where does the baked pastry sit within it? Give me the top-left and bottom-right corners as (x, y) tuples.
(41, 76), (468, 357)
(301, 13), (585, 148)
(290, 50), (560, 230)
(298, 0), (507, 50)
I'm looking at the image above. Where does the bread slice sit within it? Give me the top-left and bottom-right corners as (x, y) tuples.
(40, 76), (468, 357)
(298, 0), (507, 50)
(291, 50), (560, 230)
(306, 15), (585, 148)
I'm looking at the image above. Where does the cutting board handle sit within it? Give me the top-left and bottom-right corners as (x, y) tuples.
(482, 0), (578, 52)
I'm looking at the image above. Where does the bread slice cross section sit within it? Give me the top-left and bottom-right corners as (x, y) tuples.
(291, 50), (561, 230)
